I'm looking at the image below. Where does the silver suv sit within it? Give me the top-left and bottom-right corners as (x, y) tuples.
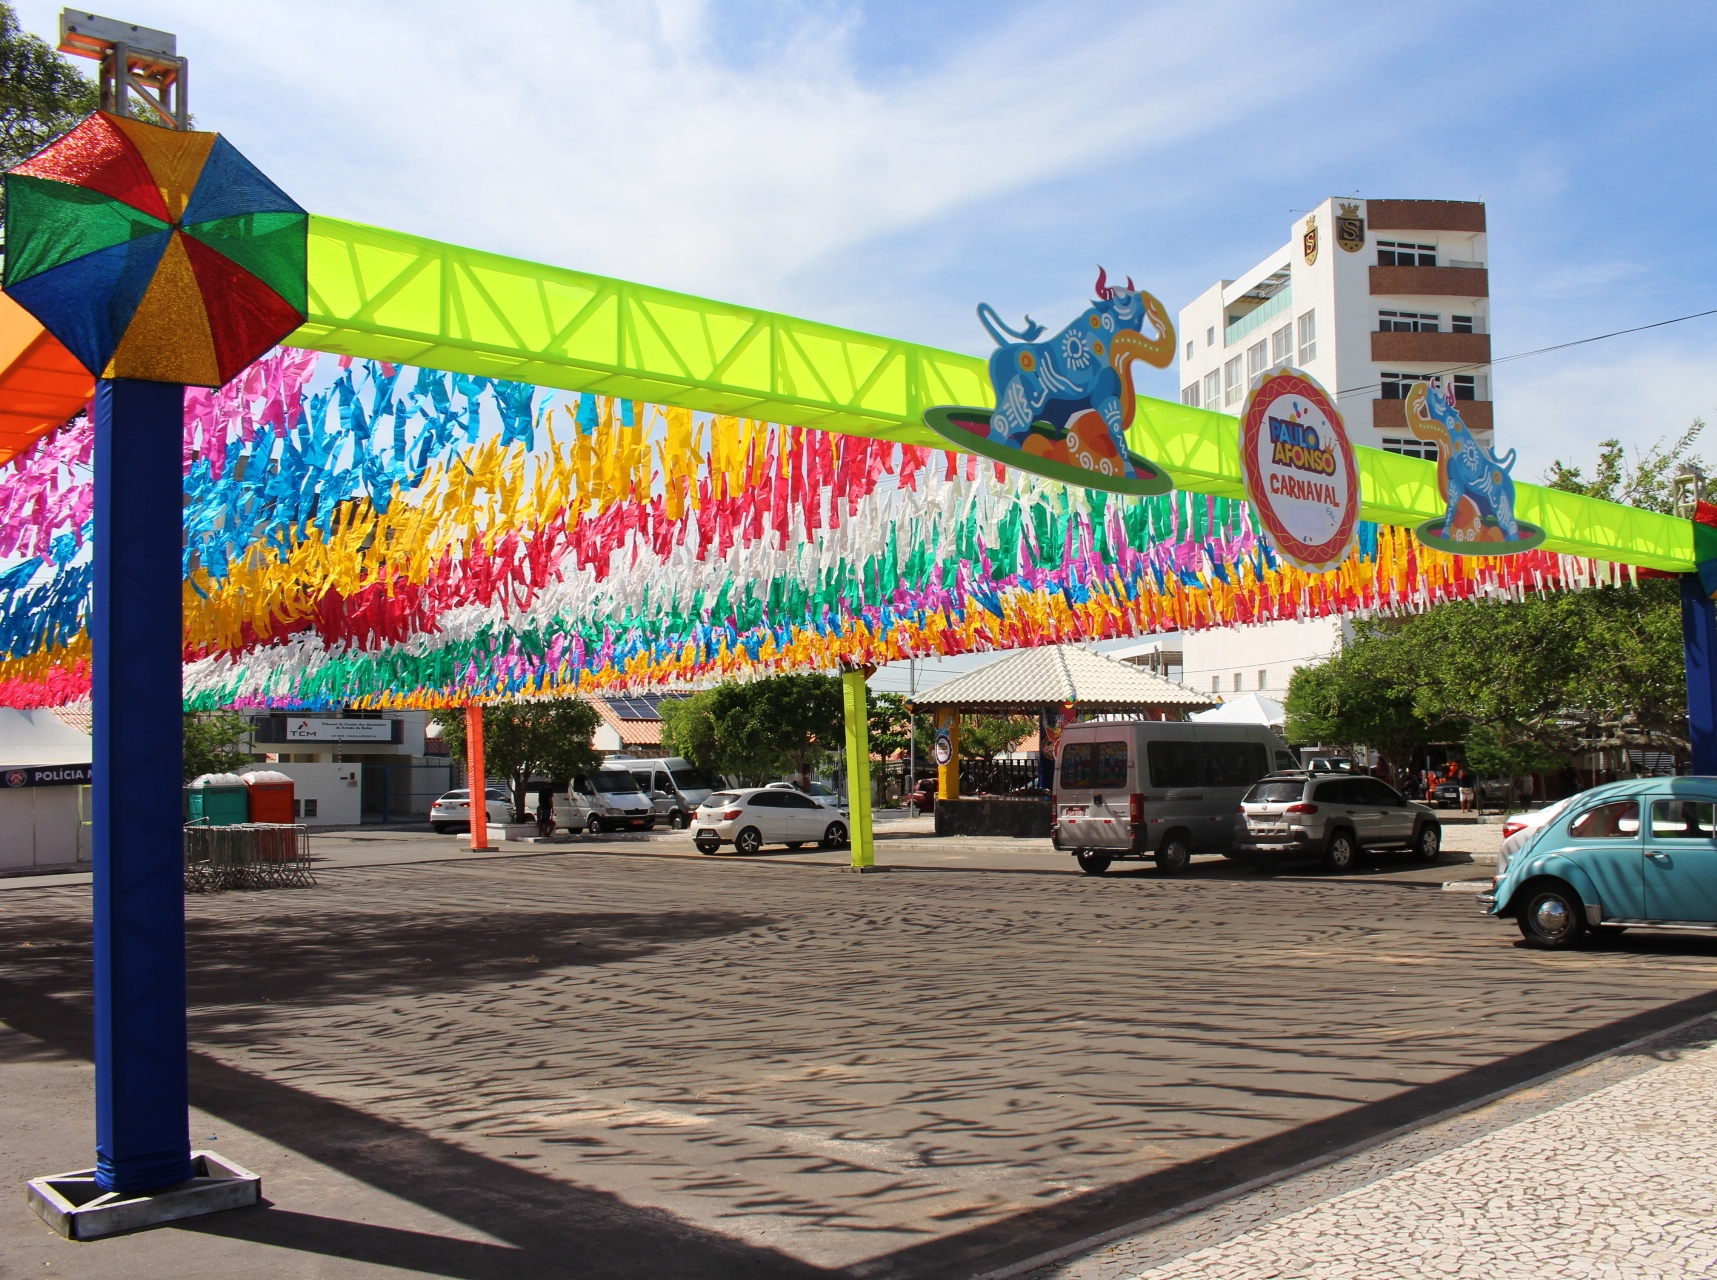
(1236, 772), (1442, 871)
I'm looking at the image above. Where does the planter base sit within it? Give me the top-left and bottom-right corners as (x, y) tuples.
(27, 1151), (260, 1240)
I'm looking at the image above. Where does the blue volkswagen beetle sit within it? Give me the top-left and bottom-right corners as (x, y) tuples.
(1480, 777), (1717, 948)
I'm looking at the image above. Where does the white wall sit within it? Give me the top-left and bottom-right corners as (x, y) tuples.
(1182, 616), (1348, 700)
(260, 763), (362, 827)
(0, 786), (90, 871)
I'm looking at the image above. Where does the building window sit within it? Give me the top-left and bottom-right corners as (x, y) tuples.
(1453, 374), (1478, 401)
(1223, 356), (1243, 405)
(1182, 383), (1200, 408)
(1377, 240), (1436, 267)
(1258, 670), (1267, 690)
(294, 798), (319, 818)
(1271, 323), (1292, 366)
(1233, 672), (1243, 693)
(1247, 339), (1268, 380)
(1184, 339), (1194, 360)
(1206, 326), (1215, 347)
(1382, 436), (1440, 462)
(1204, 370), (1221, 408)
(1211, 675), (1220, 694)
(1380, 372), (1430, 400)
(1378, 310), (1439, 333)
(1297, 310), (1317, 364)
(1452, 315), (1474, 334)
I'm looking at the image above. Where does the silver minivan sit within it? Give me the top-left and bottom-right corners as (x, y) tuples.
(1052, 721), (1296, 876)
(620, 756), (719, 830)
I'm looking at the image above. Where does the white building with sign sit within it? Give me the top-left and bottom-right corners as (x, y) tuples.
(1178, 197), (1492, 458)
(1171, 197), (1491, 722)
(248, 709), (448, 823)
(0, 707), (92, 872)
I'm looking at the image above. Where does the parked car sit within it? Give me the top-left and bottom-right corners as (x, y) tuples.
(561, 768), (656, 833)
(430, 788), (512, 835)
(1499, 795), (1576, 863)
(692, 787), (849, 855)
(1052, 721), (1298, 876)
(908, 778), (936, 814)
(1237, 772), (1442, 871)
(619, 756), (718, 829)
(1480, 777), (1717, 948)
(766, 779), (842, 808)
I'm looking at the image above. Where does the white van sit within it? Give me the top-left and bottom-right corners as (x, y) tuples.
(1052, 721), (1295, 876)
(560, 767), (657, 834)
(618, 756), (719, 829)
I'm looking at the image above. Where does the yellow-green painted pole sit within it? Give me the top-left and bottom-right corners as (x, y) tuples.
(842, 670), (875, 870)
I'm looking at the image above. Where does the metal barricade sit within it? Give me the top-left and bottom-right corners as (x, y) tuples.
(184, 822), (316, 892)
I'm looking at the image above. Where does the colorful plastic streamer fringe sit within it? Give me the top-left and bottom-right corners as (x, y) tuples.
(0, 350), (1635, 710)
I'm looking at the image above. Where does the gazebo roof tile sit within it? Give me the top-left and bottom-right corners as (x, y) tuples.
(910, 645), (1218, 714)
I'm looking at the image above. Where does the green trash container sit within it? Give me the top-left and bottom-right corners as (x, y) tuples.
(187, 775), (250, 826)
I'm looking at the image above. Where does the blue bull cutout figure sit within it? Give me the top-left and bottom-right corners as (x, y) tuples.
(921, 269), (1177, 496)
(1406, 378), (1544, 553)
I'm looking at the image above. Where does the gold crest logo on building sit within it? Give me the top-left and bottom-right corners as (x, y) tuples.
(1336, 201), (1365, 253)
(1302, 214), (1319, 265)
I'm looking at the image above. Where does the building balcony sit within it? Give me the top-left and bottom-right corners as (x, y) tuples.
(1369, 265), (1489, 298)
(1370, 331), (1492, 364)
(1373, 398), (1493, 435)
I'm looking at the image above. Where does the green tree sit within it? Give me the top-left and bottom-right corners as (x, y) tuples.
(1462, 724), (1564, 812)
(183, 711), (257, 781)
(1283, 624), (1447, 773)
(432, 700), (602, 821)
(957, 714), (1035, 764)
(866, 692), (935, 764)
(707, 673), (844, 785)
(659, 690), (721, 772)
(0, 5), (99, 232)
(1543, 419), (1707, 514)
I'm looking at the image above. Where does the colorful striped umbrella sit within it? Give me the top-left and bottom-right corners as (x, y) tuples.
(2, 111), (305, 388)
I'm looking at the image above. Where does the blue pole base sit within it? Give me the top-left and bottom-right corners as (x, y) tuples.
(91, 379), (194, 1195)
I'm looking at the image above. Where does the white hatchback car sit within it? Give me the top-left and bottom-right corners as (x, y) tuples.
(694, 787), (849, 855)
(430, 788), (512, 834)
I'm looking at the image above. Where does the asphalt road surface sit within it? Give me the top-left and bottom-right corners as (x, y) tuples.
(2, 836), (1712, 1280)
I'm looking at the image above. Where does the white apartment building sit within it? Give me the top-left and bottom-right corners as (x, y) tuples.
(1178, 197), (1492, 459)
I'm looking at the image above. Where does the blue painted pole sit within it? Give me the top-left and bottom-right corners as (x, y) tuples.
(92, 379), (195, 1194)
(1681, 573), (1717, 776)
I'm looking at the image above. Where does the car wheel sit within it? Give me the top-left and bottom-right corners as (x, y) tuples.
(432, 823), (451, 835)
(670, 811), (687, 830)
(1518, 882), (1588, 949)
(695, 839), (721, 855)
(1323, 830), (1357, 873)
(1076, 851), (1111, 876)
(821, 821), (849, 850)
(1411, 824), (1441, 861)
(1155, 835), (1191, 875)
(735, 826), (764, 856)
(588, 815), (606, 834)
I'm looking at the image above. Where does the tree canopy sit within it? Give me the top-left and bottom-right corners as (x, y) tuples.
(660, 674), (845, 784)
(1284, 581), (1685, 779)
(183, 711), (257, 781)
(0, 5), (98, 233)
(957, 715), (1036, 763)
(1541, 418), (1707, 513)
(432, 700), (601, 820)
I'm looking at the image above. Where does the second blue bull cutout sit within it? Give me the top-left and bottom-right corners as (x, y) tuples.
(923, 268), (1178, 496)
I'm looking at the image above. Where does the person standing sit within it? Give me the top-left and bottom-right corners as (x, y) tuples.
(536, 791), (557, 839)
(1458, 766), (1475, 814)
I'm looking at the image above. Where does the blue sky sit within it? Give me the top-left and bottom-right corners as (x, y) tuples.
(17, 0), (1717, 481)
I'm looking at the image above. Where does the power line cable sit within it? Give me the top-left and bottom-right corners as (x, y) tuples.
(1334, 306), (1717, 401)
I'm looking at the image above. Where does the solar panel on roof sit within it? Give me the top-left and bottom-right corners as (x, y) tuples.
(607, 693), (685, 720)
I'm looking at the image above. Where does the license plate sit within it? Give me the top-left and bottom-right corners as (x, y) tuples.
(1250, 822), (1286, 834)
(697, 829), (717, 839)
(1062, 806), (1086, 818)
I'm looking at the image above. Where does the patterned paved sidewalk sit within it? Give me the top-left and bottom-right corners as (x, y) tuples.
(1024, 1016), (1717, 1280)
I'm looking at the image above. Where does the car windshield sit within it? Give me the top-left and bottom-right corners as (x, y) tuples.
(592, 770), (640, 793)
(805, 782), (833, 797)
(704, 792), (739, 807)
(669, 767), (717, 790)
(1246, 780), (1306, 803)
(439, 791), (467, 800)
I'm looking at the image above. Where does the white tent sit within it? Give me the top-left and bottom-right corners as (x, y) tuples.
(1190, 692), (1285, 729)
(0, 707), (92, 872)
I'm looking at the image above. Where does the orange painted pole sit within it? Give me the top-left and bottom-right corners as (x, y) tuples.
(465, 704), (494, 850)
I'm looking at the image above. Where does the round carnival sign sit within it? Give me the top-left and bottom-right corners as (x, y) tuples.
(1239, 368), (1360, 573)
